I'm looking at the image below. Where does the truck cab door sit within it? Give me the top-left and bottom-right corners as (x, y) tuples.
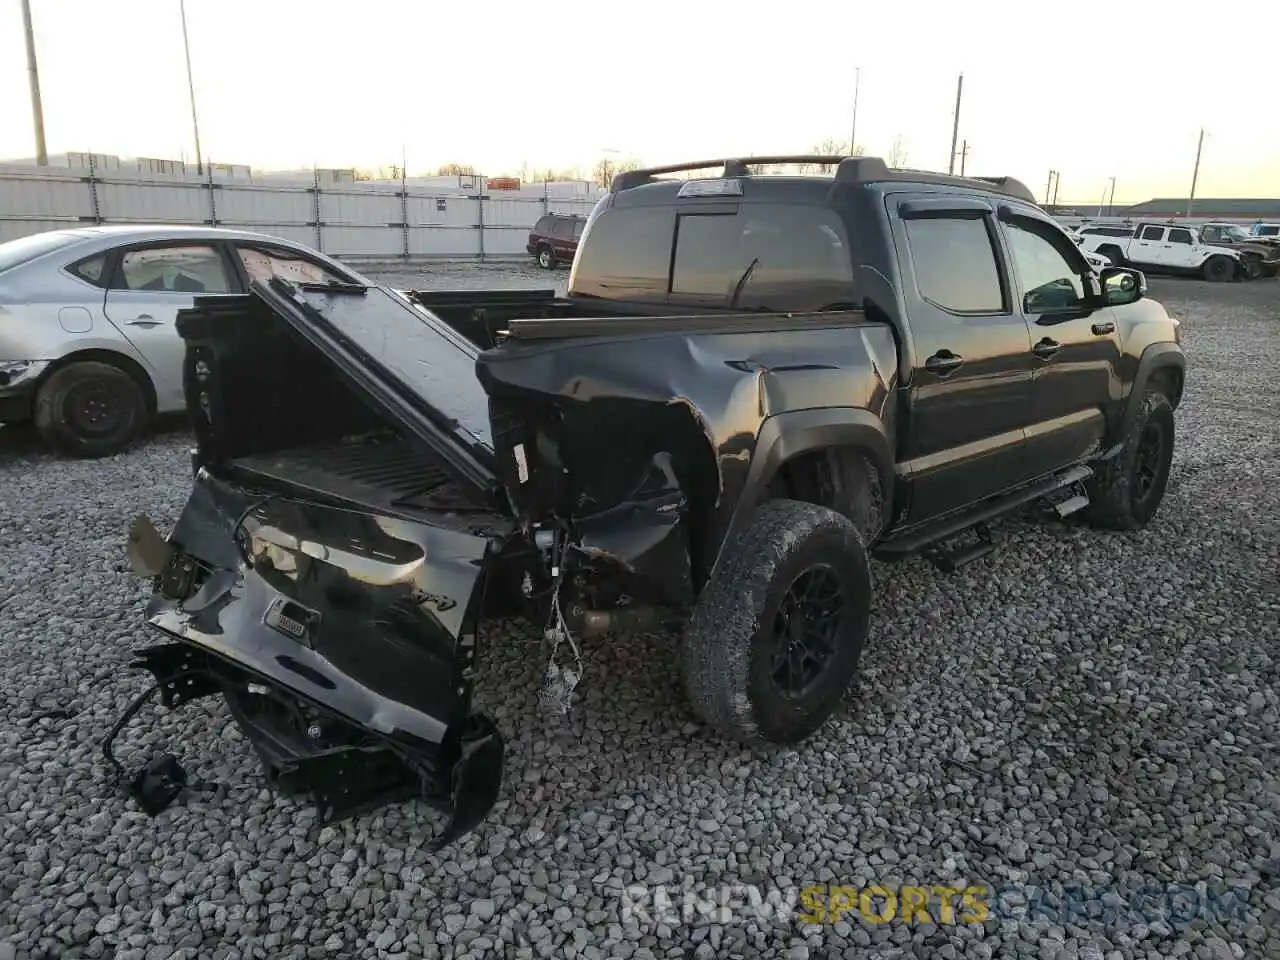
(1165, 227), (1201, 269)
(994, 206), (1121, 477)
(889, 195), (1035, 522)
(1129, 225), (1167, 267)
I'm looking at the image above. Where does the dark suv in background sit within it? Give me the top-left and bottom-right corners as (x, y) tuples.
(526, 213), (585, 269)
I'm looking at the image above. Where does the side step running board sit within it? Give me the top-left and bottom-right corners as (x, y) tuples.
(875, 464), (1094, 561)
(926, 523), (996, 573)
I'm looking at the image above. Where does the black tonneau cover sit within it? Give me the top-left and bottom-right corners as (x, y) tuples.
(252, 279), (495, 491)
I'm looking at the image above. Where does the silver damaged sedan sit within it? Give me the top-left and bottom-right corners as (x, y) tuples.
(0, 226), (367, 457)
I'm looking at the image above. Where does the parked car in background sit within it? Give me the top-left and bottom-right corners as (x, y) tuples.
(1197, 222), (1280, 275)
(1077, 221), (1250, 280)
(0, 225), (366, 457)
(1065, 228), (1115, 273)
(526, 213), (586, 269)
(1251, 222), (1280, 238)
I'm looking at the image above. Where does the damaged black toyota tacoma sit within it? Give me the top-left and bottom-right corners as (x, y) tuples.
(116, 155), (1186, 845)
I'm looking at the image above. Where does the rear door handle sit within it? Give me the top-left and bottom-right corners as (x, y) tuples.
(1033, 338), (1061, 359)
(925, 350), (964, 375)
(1091, 319), (1115, 335)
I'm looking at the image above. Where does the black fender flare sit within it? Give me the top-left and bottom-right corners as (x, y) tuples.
(1120, 342), (1185, 439)
(710, 407), (894, 575)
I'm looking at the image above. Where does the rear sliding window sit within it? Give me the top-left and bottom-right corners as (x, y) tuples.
(570, 206), (674, 301)
(570, 202), (854, 309)
(672, 205), (854, 310)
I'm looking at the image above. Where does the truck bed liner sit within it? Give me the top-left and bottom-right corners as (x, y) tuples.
(229, 436), (502, 527)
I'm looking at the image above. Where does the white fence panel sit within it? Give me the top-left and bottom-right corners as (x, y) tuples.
(97, 180), (208, 224)
(217, 184), (313, 227)
(481, 226), (533, 256)
(0, 166), (608, 259)
(321, 190), (400, 226)
(322, 225), (403, 258)
(0, 171), (91, 220)
(408, 226), (480, 258)
(0, 219), (79, 242)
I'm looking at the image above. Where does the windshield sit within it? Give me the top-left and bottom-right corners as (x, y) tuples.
(1208, 224), (1251, 241)
(0, 231), (84, 274)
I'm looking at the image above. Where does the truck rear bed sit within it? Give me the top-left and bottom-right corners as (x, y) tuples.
(228, 434), (507, 532)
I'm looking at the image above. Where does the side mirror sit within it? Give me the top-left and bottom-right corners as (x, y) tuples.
(1099, 266), (1145, 306)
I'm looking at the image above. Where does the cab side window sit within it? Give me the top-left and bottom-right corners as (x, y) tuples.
(1168, 228), (1193, 245)
(903, 216), (1004, 314)
(1002, 221), (1087, 313)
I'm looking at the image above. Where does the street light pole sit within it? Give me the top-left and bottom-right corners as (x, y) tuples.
(850, 67), (860, 154)
(947, 73), (963, 175)
(180, 0), (204, 175)
(21, 0), (48, 165)
(1187, 128), (1205, 218)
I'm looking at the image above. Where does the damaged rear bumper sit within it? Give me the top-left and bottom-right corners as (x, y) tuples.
(118, 468), (506, 847)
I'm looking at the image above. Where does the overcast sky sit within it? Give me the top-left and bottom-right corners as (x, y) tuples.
(3, 0), (1277, 203)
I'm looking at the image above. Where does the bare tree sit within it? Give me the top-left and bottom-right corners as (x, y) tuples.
(887, 135), (909, 168)
(797, 138), (865, 174)
(593, 156), (617, 188)
(437, 162), (477, 176)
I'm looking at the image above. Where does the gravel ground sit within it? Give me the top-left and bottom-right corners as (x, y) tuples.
(0, 271), (1276, 960)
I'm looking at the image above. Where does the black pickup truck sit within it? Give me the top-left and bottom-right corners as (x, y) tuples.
(116, 155), (1186, 846)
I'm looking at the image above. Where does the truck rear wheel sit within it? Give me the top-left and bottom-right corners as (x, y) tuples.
(681, 499), (871, 744)
(1202, 255), (1234, 282)
(1084, 388), (1175, 531)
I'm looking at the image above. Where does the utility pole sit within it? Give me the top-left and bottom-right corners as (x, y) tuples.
(1045, 170), (1056, 206)
(180, 0), (204, 175)
(959, 140), (969, 177)
(850, 67), (861, 154)
(1052, 173), (1061, 209)
(21, 0), (48, 165)
(1187, 128), (1205, 218)
(947, 73), (963, 175)
(1107, 176), (1116, 215)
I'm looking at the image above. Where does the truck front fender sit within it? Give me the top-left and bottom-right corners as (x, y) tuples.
(1121, 341), (1186, 438)
(710, 407), (895, 576)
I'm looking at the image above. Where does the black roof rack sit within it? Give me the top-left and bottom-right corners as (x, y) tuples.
(611, 155), (1037, 205)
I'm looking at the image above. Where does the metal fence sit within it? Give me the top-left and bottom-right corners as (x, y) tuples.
(0, 163), (601, 259)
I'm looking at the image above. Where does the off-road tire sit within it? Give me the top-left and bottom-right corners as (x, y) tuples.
(1202, 255), (1234, 282)
(1243, 258), (1263, 280)
(681, 499), (872, 744)
(1084, 388), (1175, 531)
(33, 361), (148, 458)
(537, 246), (555, 270)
